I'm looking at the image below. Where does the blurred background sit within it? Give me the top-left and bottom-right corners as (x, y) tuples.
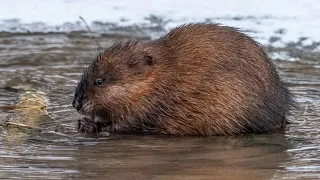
(0, 1), (319, 180)
(1, 0), (320, 46)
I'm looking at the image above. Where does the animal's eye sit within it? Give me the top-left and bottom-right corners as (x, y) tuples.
(95, 78), (104, 86)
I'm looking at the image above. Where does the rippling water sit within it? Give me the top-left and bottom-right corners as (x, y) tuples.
(0, 1), (320, 179)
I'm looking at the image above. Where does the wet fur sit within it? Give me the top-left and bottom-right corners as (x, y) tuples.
(73, 23), (295, 136)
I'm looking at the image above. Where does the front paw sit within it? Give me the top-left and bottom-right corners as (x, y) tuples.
(78, 117), (100, 133)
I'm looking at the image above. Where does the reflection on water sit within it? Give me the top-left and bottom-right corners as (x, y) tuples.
(0, 134), (290, 180)
(0, 26), (319, 179)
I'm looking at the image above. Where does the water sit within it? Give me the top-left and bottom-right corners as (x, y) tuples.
(0, 1), (320, 179)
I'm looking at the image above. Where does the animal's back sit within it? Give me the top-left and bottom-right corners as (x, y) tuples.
(150, 24), (294, 135)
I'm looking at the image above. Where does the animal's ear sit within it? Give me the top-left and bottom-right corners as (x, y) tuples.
(127, 52), (154, 67)
(144, 54), (153, 66)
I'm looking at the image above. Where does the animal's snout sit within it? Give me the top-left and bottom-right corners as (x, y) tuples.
(73, 98), (82, 111)
(73, 81), (85, 112)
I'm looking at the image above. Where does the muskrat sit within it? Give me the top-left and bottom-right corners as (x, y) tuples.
(73, 23), (294, 136)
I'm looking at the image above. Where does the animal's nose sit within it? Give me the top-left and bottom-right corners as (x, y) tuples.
(72, 99), (82, 111)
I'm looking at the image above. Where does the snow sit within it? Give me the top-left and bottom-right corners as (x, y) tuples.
(0, 0), (320, 45)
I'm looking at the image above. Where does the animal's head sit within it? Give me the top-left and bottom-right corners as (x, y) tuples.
(72, 41), (156, 123)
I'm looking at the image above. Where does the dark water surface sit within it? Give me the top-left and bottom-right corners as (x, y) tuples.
(0, 27), (319, 180)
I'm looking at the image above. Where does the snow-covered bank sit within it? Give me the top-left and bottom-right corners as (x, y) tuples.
(0, 0), (320, 46)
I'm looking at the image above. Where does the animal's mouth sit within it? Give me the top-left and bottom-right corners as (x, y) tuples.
(73, 97), (95, 116)
(74, 98), (114, 133)
(77, 105), (93, 116)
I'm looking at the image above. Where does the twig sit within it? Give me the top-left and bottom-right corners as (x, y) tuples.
(5, 122), (34, 129)
(79, 16), (102, 50)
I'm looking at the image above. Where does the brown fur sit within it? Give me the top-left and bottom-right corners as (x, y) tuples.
(73, 23), (295, 136)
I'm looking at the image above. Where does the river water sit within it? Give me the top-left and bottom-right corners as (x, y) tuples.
(0, 1), (319, 179)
